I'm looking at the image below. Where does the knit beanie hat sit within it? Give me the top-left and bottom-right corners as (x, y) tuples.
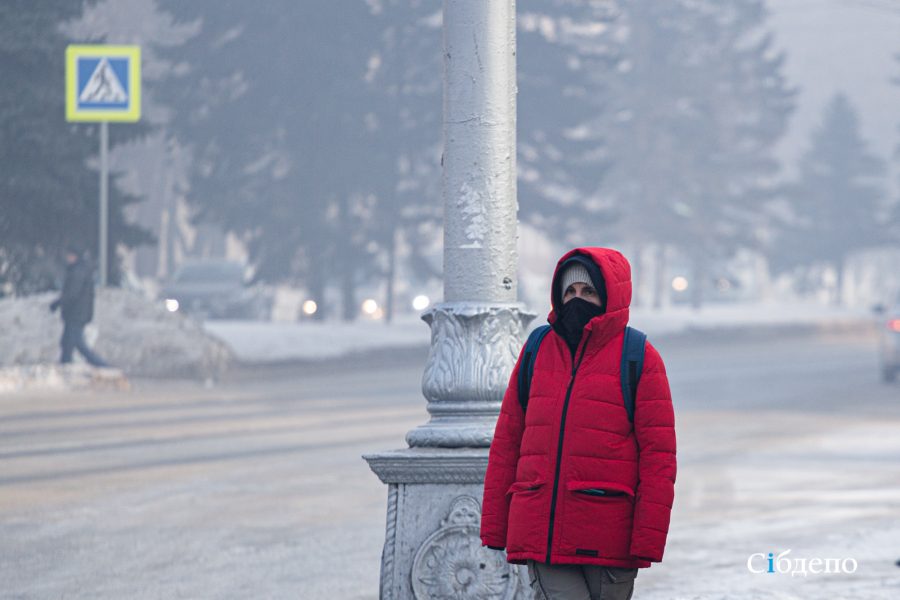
(560, 263), (593, 295)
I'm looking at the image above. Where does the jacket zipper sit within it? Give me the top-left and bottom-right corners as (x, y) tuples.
(545, 331), (592, 564)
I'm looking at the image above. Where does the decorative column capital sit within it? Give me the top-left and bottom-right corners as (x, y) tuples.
(406, 302), (535, 448)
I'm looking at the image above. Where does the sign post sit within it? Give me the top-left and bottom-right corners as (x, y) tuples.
(65, 45), (141, 286)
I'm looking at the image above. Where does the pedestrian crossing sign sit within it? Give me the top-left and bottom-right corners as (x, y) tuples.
(66, 45), (141, 122)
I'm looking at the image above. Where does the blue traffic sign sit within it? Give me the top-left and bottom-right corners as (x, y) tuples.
(66, 45), (141, 122)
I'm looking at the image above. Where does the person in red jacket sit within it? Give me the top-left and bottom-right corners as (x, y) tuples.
(481, 247), (676, 599)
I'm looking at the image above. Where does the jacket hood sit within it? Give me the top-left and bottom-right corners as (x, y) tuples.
(548, 247), (632, 342)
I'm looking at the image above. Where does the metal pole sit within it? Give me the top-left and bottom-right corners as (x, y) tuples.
(99, 120), (109, 287)
(365, 4), (533, 597)
(402, 0), (528, 450)
(442, 0), (518, 303)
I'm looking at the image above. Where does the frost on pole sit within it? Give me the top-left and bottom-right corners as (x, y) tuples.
(442, 0), (518, 304)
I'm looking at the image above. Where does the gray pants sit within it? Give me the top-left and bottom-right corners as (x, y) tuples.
(527, 560), (637, 600)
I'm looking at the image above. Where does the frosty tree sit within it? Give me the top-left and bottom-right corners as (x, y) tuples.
(156, 0), (382, 320)
(776, 93), (888, 304)
(0, 1), (151, 294)
(549, 0), (793, 308)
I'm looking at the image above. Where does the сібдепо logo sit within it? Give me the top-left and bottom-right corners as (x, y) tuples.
(747, 550), (858, 577)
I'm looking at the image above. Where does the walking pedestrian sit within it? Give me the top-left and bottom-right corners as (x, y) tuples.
(481, 247), (676, 599)
(50, 246), (109, 367)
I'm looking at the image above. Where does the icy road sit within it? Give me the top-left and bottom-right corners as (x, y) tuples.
(1, 331), (898, 599)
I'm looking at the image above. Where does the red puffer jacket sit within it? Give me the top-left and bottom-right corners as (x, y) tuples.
(480, 247), (676, 568)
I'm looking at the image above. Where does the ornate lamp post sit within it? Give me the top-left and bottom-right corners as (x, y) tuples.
(364, 1), (534, 598)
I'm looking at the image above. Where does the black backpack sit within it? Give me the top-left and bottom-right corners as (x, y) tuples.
(516, 325), (647, 422)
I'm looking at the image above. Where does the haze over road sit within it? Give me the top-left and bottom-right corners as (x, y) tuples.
(1, 331), (898, 599)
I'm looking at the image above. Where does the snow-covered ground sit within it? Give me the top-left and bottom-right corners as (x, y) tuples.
(205, 301), (873, 363)
(0, 364), (129, 394)
(1, 292), (875, 376)
(0, 290), (232, 380)
(638, 410), (900, 600)
(629, 301), (872, 337)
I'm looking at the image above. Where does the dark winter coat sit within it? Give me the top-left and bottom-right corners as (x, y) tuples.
(480, 247), (676, 569)
(59, 258), (95, 325)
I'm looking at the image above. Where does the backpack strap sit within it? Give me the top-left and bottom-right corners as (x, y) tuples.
(620, 326), (647, 423)
(517, 325), (552, 414)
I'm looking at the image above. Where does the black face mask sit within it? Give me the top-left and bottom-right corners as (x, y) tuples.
(557, 297), (604, 350)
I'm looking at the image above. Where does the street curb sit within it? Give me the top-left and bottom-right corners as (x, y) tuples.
(0, 364), (130, 395)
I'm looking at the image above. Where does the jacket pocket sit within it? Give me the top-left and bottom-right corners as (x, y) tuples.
(559, 481), (635, 559)
(506, 481), (546, 553)
(507, 480), (546, 496)
(566, 480), (634, 499)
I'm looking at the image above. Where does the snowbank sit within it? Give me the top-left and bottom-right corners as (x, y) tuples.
(205, 300), (873, 364)
(0, 290), (232, 379)
(629, 301), (874, 338)
(204, 315), (430, 363)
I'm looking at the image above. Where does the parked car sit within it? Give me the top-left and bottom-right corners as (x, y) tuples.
(160, 260), (271, 320)
(874, 295), (900, 383)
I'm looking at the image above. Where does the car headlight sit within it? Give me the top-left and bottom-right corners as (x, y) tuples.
(671, 276), (689, 292)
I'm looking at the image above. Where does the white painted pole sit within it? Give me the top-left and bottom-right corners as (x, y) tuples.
(365, 5), (532, 596)
(403, 0), (529, 449)
(442, 0), (518, 303)
(99, 120), (109, 287)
